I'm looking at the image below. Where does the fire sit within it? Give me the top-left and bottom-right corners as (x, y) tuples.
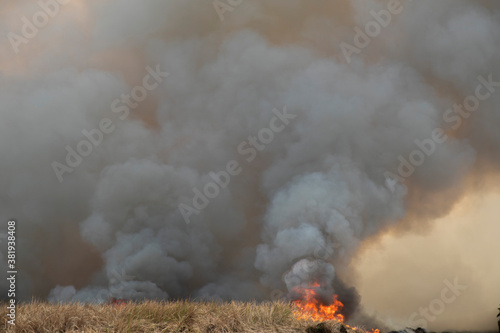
(293, 283), (382, 333)
(109, 298), (128, 308)
(293, 283), (345, 322)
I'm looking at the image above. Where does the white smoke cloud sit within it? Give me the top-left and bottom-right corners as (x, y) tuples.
(0, 0), (499, 329)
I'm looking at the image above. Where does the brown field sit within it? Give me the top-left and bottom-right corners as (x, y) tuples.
(0, 300), (366, 333)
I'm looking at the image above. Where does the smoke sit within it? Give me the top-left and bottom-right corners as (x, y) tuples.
(0, 0), (499, 330)
(354, 192), (500, 331)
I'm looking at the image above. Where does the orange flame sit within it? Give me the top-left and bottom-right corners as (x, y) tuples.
(293, 283), (345, 322)
(293, 283), (382, 333)
(110, 298), (128, 308)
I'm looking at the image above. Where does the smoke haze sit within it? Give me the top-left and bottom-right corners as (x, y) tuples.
(355, 192), (500, 331)
(0, 0), (499, 330)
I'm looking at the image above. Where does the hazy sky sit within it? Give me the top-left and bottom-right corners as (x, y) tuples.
(355, 191), (500, 331)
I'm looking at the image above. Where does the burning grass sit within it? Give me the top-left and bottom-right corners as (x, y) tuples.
(293, 283), (345, 322)
(0, 300), (370, 333)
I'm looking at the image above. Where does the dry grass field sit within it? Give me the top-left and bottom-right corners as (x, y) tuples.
(0, 300), (367, 333)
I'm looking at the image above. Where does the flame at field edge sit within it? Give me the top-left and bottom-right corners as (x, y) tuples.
(292, 283), (381, 333)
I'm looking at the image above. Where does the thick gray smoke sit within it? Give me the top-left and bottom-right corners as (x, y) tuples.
(0, 0), (499, 329)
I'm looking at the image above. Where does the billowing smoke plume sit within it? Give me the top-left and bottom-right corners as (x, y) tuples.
(0, 0), (499, 329)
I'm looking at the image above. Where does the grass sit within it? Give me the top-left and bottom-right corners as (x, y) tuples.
(0, 300), (367, 333)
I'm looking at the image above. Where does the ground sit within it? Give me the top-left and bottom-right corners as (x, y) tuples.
(0, 300), (368, 333)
